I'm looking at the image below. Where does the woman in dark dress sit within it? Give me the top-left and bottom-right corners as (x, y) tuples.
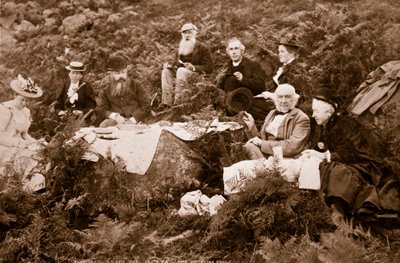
(264, 36), (313, 114)
(302, 86), (400, 224)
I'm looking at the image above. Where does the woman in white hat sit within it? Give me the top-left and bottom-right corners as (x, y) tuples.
(53, 61), (96, 124)
(0, 74), (47, 192)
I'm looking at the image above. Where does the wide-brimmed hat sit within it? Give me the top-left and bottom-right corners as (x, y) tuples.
(65, 61), (86, 71)
(107, 55), (127, 71)
(10, 74), (43, 98)
(181, 23), (198, 32)
(225, 87), (254, 115)
(276, 34), (303, 49)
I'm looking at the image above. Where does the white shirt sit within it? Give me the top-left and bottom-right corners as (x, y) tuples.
(232, 59), (242, 67)
(265, 113), (288, 137)
(272, 58), (296, 85)
(67, 82), (80, 104)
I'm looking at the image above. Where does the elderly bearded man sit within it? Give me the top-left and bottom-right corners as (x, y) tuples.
(160, 23), (213, 108)
(96, 55), (151, 127)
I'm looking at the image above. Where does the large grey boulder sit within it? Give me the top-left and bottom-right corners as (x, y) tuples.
(0, 27), (17, 51)
(59, 14), (89, 34)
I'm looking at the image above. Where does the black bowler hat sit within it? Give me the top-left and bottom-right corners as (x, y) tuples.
(107, 55), (127, 71)
(225, 87), (254, 115)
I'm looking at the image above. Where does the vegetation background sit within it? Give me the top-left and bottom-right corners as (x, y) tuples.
(0, 0), (399, 262)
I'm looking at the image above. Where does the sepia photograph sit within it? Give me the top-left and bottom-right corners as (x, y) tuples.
(0, 0), (399, 262)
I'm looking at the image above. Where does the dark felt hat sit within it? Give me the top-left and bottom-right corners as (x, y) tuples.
(276, 34), (303, 49)
(313, 85), (340, 109)
(107, 55), (127, 71)
(225, 87), (254, 115)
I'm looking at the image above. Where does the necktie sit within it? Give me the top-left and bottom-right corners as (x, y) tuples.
(67, 83), (79, 104)
(275, 110), (290, 115)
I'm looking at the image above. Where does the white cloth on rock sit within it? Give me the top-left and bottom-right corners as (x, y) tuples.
(74, 121), (242, 175)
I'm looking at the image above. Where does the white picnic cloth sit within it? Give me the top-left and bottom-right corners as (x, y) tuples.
(75, 121), (242, 175)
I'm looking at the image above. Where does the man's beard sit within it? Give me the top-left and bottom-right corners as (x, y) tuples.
(111, 79), (128, 97)
(178, 38), (196, 56)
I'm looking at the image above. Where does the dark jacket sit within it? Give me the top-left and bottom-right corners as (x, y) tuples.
(54, 81), (96, 114)
(97, 76), (150, 123)
(173, 41), (213, 74)
(267, 60), (313, 113)
(217, 57), (266, 95)
(312, 113), (400, 215)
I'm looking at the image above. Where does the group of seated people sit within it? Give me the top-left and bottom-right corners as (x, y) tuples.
(0, 22), (399, 225)
(225, 83), (400, 224)
(52, 22), (310, 128)
(53, 55), (151, 127)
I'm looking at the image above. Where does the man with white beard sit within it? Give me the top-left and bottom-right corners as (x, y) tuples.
(160, 23), (213, 108)
(96, 55), (151, 127)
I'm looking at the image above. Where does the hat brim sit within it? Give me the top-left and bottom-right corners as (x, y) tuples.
(65, 65), (86, 71)
(276, 41), (303, 49)
(226, 87), (254, 115)
(10, 79), (43, 98)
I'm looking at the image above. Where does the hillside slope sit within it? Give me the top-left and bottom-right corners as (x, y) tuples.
(0, 0), (400, 262)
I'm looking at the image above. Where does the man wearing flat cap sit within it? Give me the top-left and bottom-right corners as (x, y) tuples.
(96, 55), (151, 127)
(160, 22), (213, 108)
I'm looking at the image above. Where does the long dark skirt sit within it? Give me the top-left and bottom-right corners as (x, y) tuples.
(319, 160), (400, 221)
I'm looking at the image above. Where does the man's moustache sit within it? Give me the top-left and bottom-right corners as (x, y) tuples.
(114, 76), (127, 81)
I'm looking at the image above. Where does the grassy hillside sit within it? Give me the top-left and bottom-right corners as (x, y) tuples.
(1, 0), (400, 262)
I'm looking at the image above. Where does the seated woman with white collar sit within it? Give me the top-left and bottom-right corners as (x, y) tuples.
(267, 35), (313, 114)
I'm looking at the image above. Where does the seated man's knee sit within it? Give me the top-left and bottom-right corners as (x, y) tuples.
(176, 67), (191, 80)
(161, 68), (174, 80)
(244, 141), (264, 160)
(99, 118), (117, 128)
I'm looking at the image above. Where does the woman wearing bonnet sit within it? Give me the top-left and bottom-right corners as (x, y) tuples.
(0, 74), (47, 192)
(303, 85), (400, 224)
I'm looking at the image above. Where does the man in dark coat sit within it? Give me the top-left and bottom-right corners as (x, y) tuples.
(217, 37), (271, 119)
(97, 55), (151, 127)
(217, 37), (265, 94)
(160, 23), (213, 107)
(302, 86), (400, 224)
(54, 61), (96, 123)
